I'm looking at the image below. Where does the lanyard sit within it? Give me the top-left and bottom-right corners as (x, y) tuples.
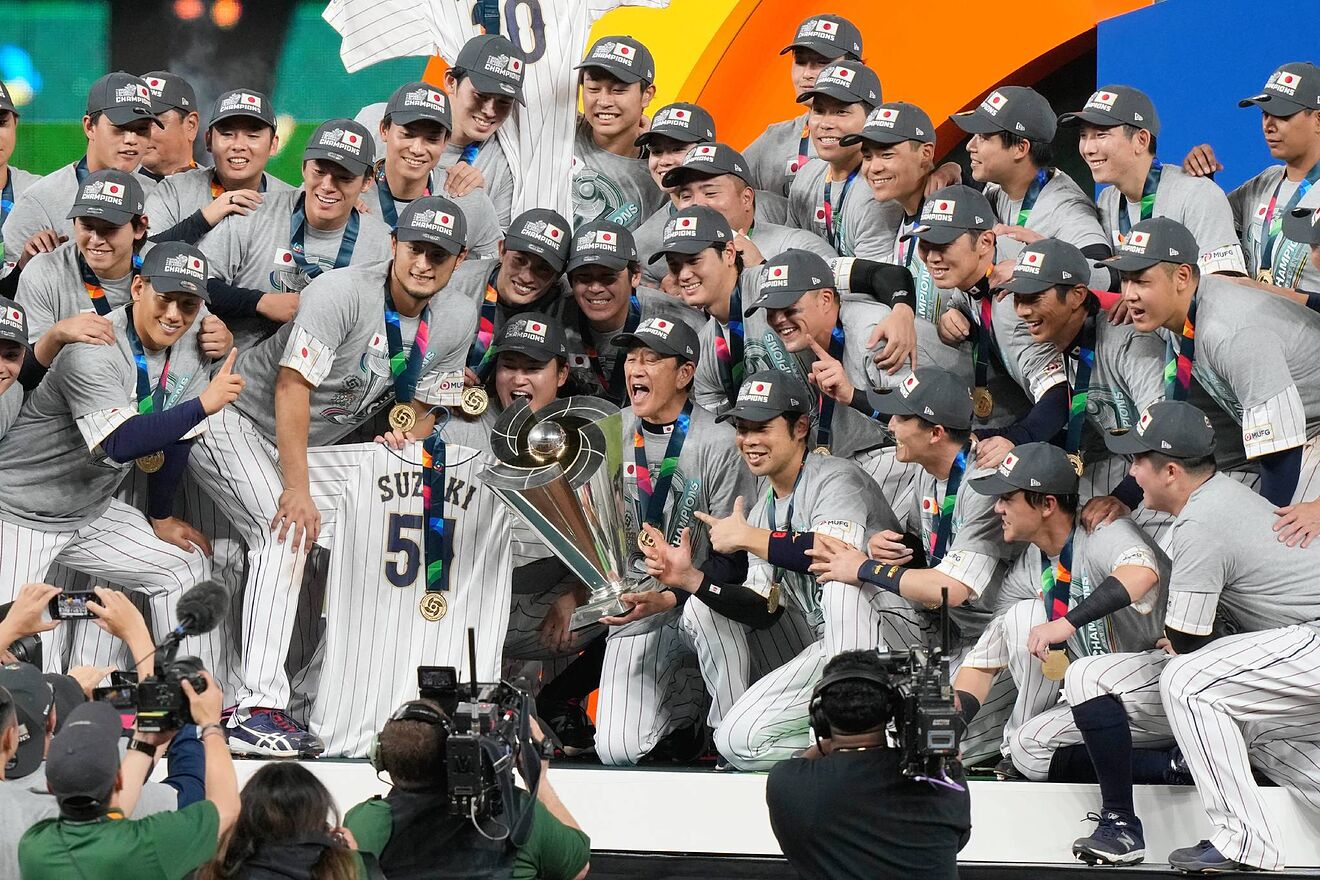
(1164, 294), (1197, 401)
(1064, 316), (1097, 456)
(897, 214), (918, 268)
(0, 169), (12, 229)
(1117, 159), (1162, 239)
(467, 264), (502, 378)
(968, 274), (996, 390)
(1014, 168), (1052, 226)
(459, 141), (483, 164)
(210, 170), (269, 199)
(75, 156), (90, 186)
(77, 252), (128, 316)
(1259, 162), (1320, 272)
(929, 444), (971, 564)
(288, 193), (359, 279)
(383, 281), (430, 405)
(633, 400), (694, 533)
(422, 433), (451, 593)
(768, 456), (808, 585)
(577, 297), (641, 398)
(795, 118), (810, 175)
(1038, 530), (1076, 622)
(125, 307), (172, 414)
(373, 160), (432, 228)
(813, 321), (847, 452)
(822, 168), (858, 252)
(713, 277), (745, 407)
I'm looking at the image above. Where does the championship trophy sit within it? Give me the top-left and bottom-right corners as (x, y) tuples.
(479, 395), (651, 630)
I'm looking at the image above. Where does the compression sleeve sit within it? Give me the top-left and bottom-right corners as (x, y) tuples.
(1063, 575), (1133, 629)
(974, 383), (1068, 444)
(693, 578), (782, 629)
(148, 210), (212, 246)
(1257, 445), (1302, 508)
(206, 277), (266, 320)
(146, 439), (195, 520)
(1165, 626), (1215, 655)
(100, 398), (207, 463)
(1111, 475), (1145, 511)
(848, 260), (916, 311)
(18, 347), (47, 392)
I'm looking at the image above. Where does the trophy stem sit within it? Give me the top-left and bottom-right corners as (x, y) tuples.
(569, 578), (646, 631)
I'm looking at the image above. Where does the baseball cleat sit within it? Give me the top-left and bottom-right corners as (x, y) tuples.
(1073, 811), (1146, 866)
(227, 708), (325, 758)
(1167, 840), (1255, 873)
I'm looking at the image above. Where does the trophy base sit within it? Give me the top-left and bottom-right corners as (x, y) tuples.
(569, 594), (629, 631)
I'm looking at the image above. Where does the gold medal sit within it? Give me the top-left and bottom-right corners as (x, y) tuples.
(418, 592), (448, 621)
(1256, 268), (1274, 285)
(973, 386), (994, 419)
(136, 451), (165, 474)
(1067, 453), (1085, 477)
(637, 529), (657, 550)
(388, 403), (417, 434)
(813, 445), (831, 456)
(767, 582), (782, 614)
(1041, 649), (1071, 681)
(460, 386), (489, 417)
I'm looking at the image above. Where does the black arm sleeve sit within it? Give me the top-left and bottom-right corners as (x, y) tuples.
(699, 548), (748, 586)
(1080, 243), (1120, 293)
(1111, 474), (1145, 510)
(0, 263), (20, 300)
(146, 440), (195, 520)
(1301, 289), (1320, 314)
(846, 259), (916, 311)
(206, 277), (266, 320)
(973, 382), (1068, 444)
(1165, 626), (1216, 655)
(148, 209), (212, 246)
(99, 399), (208, 464)
(1063, 575), (1134, 629)
(1257, 445), (1302, 508)
(17, 348), (48, 393)
(692, 577), (782, 629)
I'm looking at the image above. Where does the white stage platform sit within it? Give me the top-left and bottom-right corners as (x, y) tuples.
(224, 760), (1320, 869)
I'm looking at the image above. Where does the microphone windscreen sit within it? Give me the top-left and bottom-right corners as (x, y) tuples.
(175, 584), (229, 635)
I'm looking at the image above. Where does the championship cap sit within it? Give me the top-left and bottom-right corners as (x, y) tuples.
(45, 701), (123, 813)
(636, 102), (716, 147)
(504, 208), (573, 273)
(841, 101), (935, 147)
(567, 219), (636, 273)
(66, 169), (146, 225)
(303, 118), (375, 177)
(716, 370), (813, 423)
(1105, 400), (1216, 459)
(1058, 85), (1160, 136)
(796, 60), (881, 109)
(0, 296), (27, 348)
(1239, 62), (1320, 115)
(1284, 206), (1320, 247)
(1097, 216), (1200, 272)
(951, 85), (1058, 143)
(999, 238), (1092, 295)
(140, 242), (211, 301)
(901, 185), (995, 245)
(780, 14), (863, 61)
(42, 673), (87, 734)
(576, 36), (656, 85)
(453, 34), (528, 105)
(491, 312), (568, 363)
(0, 80), (17, 116)
(86, 72), (163, 128)
(612, 315), (701, 363)
(0, 663), (53, 780)
(648, 205), (733, 263)
(970, 442), (1080, 497)
(395, 196), (468, 254)
(867, 367), (973, 430)
(744, 249), (836, 314)
(209, 88), (276, 130)
(660, 142), (752, 189)
(141, 70), (196, 115)
(383, 81), (452, 131)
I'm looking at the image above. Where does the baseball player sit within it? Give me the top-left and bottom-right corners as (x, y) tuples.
(572, 35), (667, 230)
(0, 81), (41, 276)
(0, 297), (27, 438)
(637, 101), (719, 207)
(742, 14), (864, 198)
(138, 71), (199, 181)
(199, 118), (392, 351)
(187, 197), (478, 756)
(1057, 85), (1246, 276)
(1283, 204), (1320, 298)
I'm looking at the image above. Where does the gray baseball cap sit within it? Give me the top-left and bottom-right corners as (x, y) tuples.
(841, 101), (936, 147)
(636, 103), (716, 147)
(648, 205), (733, 263)
(0, 80), (17, 116)
(140, 242), (210, 300)
(86, 72), (162, 128)
(141, 71), (196, 115)
(453, 34), (527, 105)
(567, 219), (636, 273)
(1284, 206), (1320, 247)
(492, 312), (568, 363)
(504, 208), (572, 273)
(1098, 216), (1200, 272)
(576, 36), (656, 85)
(1239, 62), (1320, 115)
(780, 14), (863, 61)
(867, 368), (973, 430)
(384, 82), (452, 131)
(46, 701), (123, 813)
(661, 142), (752, 189)
(0, 297), (27, 348)
(970, 442), (1079, 497)
(209, 88), (276, 130)
(396, 195), (469, 255)
(901, 185), (995, 246)
(1105, 400), (1216, 459)
(42, 673), (87, 735)
(612, 314), (701, 364)
(67, 169), (146, 225)
(304, 118), (375, 177)
(716, 370), (813, 423)
(951, 85), (1057, 143)
(1059, 85), (1160, 136)
(0, 662), (53, 780)
(796, 60), (881, 109)
(745, 249), (835, 314)
(1000, 238), (1092, 295)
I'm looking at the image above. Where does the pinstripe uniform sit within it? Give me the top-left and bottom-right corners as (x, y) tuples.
(787, 158), (902, 260)
(143, 167), (294, 248)
(1230, 165), (1320, 292)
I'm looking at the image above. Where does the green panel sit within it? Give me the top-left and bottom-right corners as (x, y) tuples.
(1, 1), (110, 121)
(265, 122), (320, 186)
(10, 122), (87, 175)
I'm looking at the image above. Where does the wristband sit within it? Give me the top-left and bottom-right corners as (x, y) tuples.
(1063, 575), (1133, 629)
(767, 530), (814, 573)
(197, 723), (225, 741)
(126, 738), (157, 759)
(856, 559), (905, 594)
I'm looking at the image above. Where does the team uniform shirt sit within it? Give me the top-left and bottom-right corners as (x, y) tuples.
(571, 120), (667, 230)
(1163, 473), (1320, 636)
(891, 213), (955, 324)
(437, 139), (516, 229)
(199, 188), (393, 350)
(0, 306), (209, 531)
(984, 169), (1110, 286)
(743, 113), (816, 198)
(232, 260), (475, 447)
(2, 162), (156, 263)
(1096, 164), (1246, 274)
(0, 382), (21, 439)
(142, 166), (294, 245)
(15, 241), (138, 341)
(1228, 164), (1320, 292)
(364, 165), (501, 258)
(787, 158), (902, 259)
(0, 166), (41, 270)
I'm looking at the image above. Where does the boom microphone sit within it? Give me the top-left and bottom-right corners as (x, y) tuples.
(172, 584), (229, 637)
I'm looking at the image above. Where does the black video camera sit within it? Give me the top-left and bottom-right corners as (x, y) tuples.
(878, 646), (961, 779)
(95, 656), (208, 733)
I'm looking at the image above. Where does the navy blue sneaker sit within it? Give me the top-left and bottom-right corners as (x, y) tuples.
(1167, 840), (1255, 873)
(1073, 811), (1146, 866)
(227, 708), (324, 758)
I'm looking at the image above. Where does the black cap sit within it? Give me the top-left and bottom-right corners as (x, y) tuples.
(396, 195), (469, 254)
(901, 185), (995, 245)
(453, 34), (528, 105)
(1098, 216), (1199, 272)
(492, 312), (568, 362)
(303, 118), (375, 177)
(42, 673), (87, 735)
(46, 701), (123, 812)
(716, 370), (813, 423)
(1059, 85), (1160, 136)
(0, 296), (27, 347)
(970, 442), (1080, 497)
(636, 103), (716, 147)
(1000, 238), (1092, 295)
(141, 71), (196, 115)
(505, 209), (572, 273)
(841, 101), (936, 147)
(796, 60), (881, 109)
(140, 242), (210, 300)
(867, 368), (973, 430)
(0, 663), (53, 780)
(384, 81), (452, 130)
(648, 205), (733, 263)
(745, 249), (835, 314)
(1239, 63), (1320, 115)
(1105, 400), (1216, 459)
(66, 169), (146, 225)
(86, 72), (163, 128)
(567, 220), (636, 273)
(1284, 206), (1320, 247)
(0, 80), (17, 116)
(576, 36), (655, 85)
(209, 88), (276, 130)
(612, 315), (701, 363)
(660, 142), (752, 189)
(780, 14), (863, 61)
(951, 85), (1057, 143)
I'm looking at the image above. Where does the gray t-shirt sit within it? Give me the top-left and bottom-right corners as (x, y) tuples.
(0, 306), (209, 530)
(743, 113), (815, 199)
(985, 169), (1111, 287)
(439, 138), (516, 230)
(362, 165), (501, 259)
(233, 260), (476, 447)
(16, 241), (136, 341)
(1228, 164), (1320, 292)
(571, 121), (666, 231)
(143, 166), (294, 246)
(0, 381), (22, 440)
(0, 166), (41, 268)
(2, 162), (157, 263)
(787, 158), (902, 260)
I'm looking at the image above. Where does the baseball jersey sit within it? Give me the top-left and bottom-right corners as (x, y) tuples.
(787, 158), (902, 260)
(1163, 473), (1320, 636)
(363, 166), (501, 259)
(0, 166), (41, 269)
(199, 188), (393, 350)
(1228, 164), (1320, 292)
(743, 113), (816, 198)
(16, 241), (137, 341)
(437, 140), (516, 230)
(2, 162), (157, 263)
(232, 260), (476, 446)
(0, 305), (208, 531)
(1096, 164), (1246, 274)
(142, 166), (294, 244)
(985, 169), (1110, 286)
(571, 121), (667, 231)
(0, 382), (22, 440)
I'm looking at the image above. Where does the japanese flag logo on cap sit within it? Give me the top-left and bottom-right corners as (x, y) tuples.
(670, 108), (691, 121)
(597, 230), (616, 245)
(435, 212), (455, 229)
(694, 145), (717, 157)
(135, 83), (150, 102)
(1125, 231), (1150, 253)
(900, 373), (920, 396)
(144, 76), (166, 93)
(743, 380), (773, 402)
(824, 65), (855, 84)
(1270, 69), (1301, 95)
(524, 320), (547, 340)
(643, 317), (674, 337)
(878, 107), (899, 120)
(242, 93), (261, 107)
(1136, 409), (1154, 435)
(1087, 90), (1118, 109)
(815, 19), (837, 33)
(544, 223), (564, 242)
(4, 307), (21, 324)
(769, 265), (788, 280)
(677, 217), (696, 230)
(105, 182), (123, 198)
(982, 90), (1007, 114)
(615, 43), (635, 59)
(999, 452), (1019, 476)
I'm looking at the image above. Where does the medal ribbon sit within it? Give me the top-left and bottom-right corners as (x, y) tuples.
(768, 456), (808, 587)
(1163, 294), (1197, 401)
(1038, 529), (1076, 622)
(577, 296), (641, 398)
(124, 306), (172, 414)
(288, 193), (360, 279)
(1258, 161), (1320, 273)
(821, 168), (858, 253)
(75, 156), (90, 186)
(1064, 317), (1096, 457)
(0, 171), (13, 230)
(210, 170), (269, 199)
(713, 277), (746, 406)
(633, 400), (694, 532)
(971, 279), (995, 393)
(466, 264), (503, 379)
(459, 141), (482, 164)
(1014, 168), (1052, 226)
(383, 281), (430, 406)
(77, 251), (127, 317)
(1117, 159), (1162, 240)
(897, 214), (918, 268)
(373, 160), (432, 228)
(928, 444), (971, 564)
(421, 433), (451, 592)
(814, 321), (846, 452)
(795, 118), (810, 174)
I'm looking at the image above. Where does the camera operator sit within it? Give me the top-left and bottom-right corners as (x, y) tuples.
(344, 700), (590, 880)
(767, 650), (971, 880)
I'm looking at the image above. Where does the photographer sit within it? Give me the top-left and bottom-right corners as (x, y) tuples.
(766, 650), (971, 880)
(344, 701), (590, 880)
